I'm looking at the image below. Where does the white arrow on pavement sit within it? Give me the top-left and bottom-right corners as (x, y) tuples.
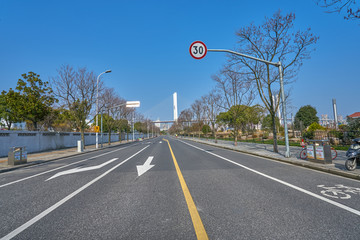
(136, 156), (155, 177)
(159, 141), (162, 143)
(46, 158), (118, 181)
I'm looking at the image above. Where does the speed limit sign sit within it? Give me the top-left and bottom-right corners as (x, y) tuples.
(189, 41), (207, 59)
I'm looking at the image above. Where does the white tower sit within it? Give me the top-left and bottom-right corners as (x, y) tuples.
(173, 92), (178, 122)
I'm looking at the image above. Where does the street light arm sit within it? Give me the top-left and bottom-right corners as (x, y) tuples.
(208, 49), (279, 67)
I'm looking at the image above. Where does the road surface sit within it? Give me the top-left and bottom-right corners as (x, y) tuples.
(1, 137), (360, 239)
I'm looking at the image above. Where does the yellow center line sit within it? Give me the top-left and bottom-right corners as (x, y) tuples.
(163, 139), (209, 240)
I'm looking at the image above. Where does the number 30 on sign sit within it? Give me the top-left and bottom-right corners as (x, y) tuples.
(189, 41), (207, 59)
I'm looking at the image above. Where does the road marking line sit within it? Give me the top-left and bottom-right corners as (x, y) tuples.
(136, 156), (155, 177)
(46, 158), (119, 181)
(178, 139), (360, 217)
(0, 145), (149, 240)
(164, 139), (208, 240)
(0, 146), (131, 188)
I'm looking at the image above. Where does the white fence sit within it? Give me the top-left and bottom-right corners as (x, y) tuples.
(0, 130), (145, 157)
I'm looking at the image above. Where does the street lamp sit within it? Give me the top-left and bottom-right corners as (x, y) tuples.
(96, 69), (112, 149)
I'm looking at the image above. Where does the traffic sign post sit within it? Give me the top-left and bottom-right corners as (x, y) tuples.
(94, 126), (100, 133)
(126, 101), (141, 108)
(189, 41), (207, 59)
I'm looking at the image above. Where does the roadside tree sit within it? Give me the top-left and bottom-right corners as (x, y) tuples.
(2, 72), (57, 130)
(202, 91), (222, 141)
(262, 114), (281, 135)
(347, 116), (360, 131)
(51, 65), (100, 148)
(230, 11), (319, 152)
(217, 105), (258, 140)
(0, 90), (22, 130)
(178, 108), (193, 136)
(213, 65), (255, 145)
(99, 87), (126, 144)
(191, 99), (205, 138)
(317, 0), (360, 20)
(202, 124), (211, 135)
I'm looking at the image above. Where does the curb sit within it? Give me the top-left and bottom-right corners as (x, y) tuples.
(0, 140), (140, 174)
(184, 138), (360, 181)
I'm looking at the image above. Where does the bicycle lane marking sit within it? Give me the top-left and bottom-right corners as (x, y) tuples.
(0, 145), (149, 240)
(0, 145), (132, 189)
(163, 139), (209, 240)
(178, 139), (360, 217)
(317, 184), (360, 199)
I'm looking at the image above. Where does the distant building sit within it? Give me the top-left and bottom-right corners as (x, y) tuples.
(348, 112), (360, 119)
(319, 114), (346, 127)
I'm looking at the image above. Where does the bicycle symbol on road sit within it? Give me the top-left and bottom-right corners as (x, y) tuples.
(317, 184), (360, 199)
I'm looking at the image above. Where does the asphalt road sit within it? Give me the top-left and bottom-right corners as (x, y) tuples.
(1, 136), (360, 239)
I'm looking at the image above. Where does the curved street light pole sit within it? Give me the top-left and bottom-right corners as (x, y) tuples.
(96, 70), (112, 149)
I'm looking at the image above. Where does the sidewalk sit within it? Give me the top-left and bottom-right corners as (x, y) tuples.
(183, 137), (360, 181)
(0, 140), (133, 173)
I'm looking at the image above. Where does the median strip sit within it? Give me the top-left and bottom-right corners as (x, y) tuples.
(164, 139), (208, 240)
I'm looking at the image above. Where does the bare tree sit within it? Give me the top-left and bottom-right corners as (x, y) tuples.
(178, 108), (193, 136)
(230, 11), (319, 152)
(191, 99), (206, 138)
(201, 91), (222, 142)
(51, 65), (101, 148)
(99, 87), (126, 145)
(213, 65), (255, 145)
(317, 0), (360, 20)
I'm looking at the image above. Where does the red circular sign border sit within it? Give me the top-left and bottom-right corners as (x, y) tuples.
(189, 41), (207, 60)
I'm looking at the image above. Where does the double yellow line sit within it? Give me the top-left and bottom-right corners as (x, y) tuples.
(163, 139), (208, 240)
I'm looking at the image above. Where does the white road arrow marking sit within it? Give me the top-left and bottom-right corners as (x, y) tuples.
(46, 158), (118, 181)
(159, 141), (162, 143)
(136, 156), (155, 176)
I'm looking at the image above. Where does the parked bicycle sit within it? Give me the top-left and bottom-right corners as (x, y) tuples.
(299, 140), (337, 160)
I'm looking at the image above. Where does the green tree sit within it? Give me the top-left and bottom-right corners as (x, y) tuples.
(347, 117), (360, 132)
(244, 105), (264, 134)
(262, 114), (280, 133)
(134, 122), (144, 133)
(294, 105), (319, 130)
(202, 124), (211, 135)
(213, 65), (255, 145)
(0, 90), (22, 130)
(14, 72), (57, 130)
(217, 105), (250, 141)
(51, 108), (74, 132)
(117, 119), (130, 132)
(94, 114), (117, 133)
(303, 122), (326, 139)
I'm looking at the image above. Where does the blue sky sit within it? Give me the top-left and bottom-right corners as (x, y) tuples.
(0, 0), (359, 121)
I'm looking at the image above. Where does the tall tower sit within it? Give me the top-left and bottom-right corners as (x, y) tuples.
(332, 99), (338, 129)
(173, 92), (178, 122)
